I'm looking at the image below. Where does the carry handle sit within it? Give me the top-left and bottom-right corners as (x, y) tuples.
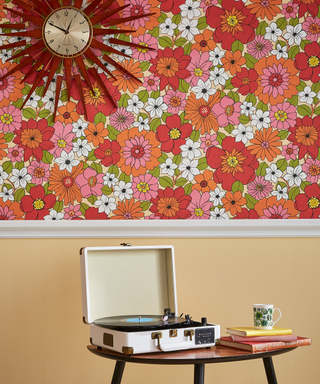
(273, 307), (282, 326)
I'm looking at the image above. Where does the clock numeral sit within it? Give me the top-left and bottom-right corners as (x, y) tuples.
(45, 30), (51, 34)
(80, 20), (85, 25)
(74, 13), (78, 19)
(81, 39), (86, 43)
(49, 39), (54, 44)
(57, 45), (61, 50)
(82, 30), (89, 34)
(64, 10), (68, 16)
(66, 48), (69, 54)
(74, 45), (79, 51)
(55, 13), (60, 19)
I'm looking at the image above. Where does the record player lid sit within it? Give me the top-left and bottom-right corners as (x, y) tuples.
(80, 245), (178, 324)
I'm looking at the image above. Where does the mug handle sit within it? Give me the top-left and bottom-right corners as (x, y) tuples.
(273, 308), (282, 326)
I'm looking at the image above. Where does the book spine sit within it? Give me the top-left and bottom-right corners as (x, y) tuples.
(252, 339), (311, 352)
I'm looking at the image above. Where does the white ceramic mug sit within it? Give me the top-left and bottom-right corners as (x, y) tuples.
(253, 304), (282, 330)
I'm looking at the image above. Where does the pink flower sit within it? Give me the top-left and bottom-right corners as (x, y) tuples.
(200, 133), (218, 153)
(247, 176), (273, 200)
(6, 7), (21, 23)
(144, 214), (160, 219)
(261, 204), (290, 219)
(247, 35), (272, 60)
(28, 161), (50, 185)
(260, 63), (290, 99)
(185, 50), (211, 87)
(7, 145), (23, 162)
(269, 102), (297, 130)
(132, 34), (158, 61)
(200, 0), (218, 12)
(122, 135), (152, 170)
(64, 204), (82, 220)
(281, 1), (298, 18)
(132, 174), (158, 201)
(302, 16), (320, 42)
(75, 168), (104, 198)
(123, 0), (151, 30)
(187, 190), (212, 219)
(143, 74), (160, 92)
(163, 90), (186, 114)
(109, 107), (135, 132)
(0, 67), (16, 102)
(0, 105), (22, 133)
(211, 96), (241, 127)
(0, 205), (15, 220)
(49, 121), (75, 157)
(302, 158), (320, 183)
(281, 143), (299, 160)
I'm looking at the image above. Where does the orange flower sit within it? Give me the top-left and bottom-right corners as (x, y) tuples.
(110, 199), (144, 220)
(112, 59), (143, 93)
(185, 92), (220, 134)
(0, 200), (24, 219)
(84, 122), (108, 147)
(192, 30), (216, 53)
(192, 170), (217, 193)
(222, 191), (246, 216)
(0, 63), (24, 107)
(48, 163), (84, 205)
(0, 132), (7, 159)
(254, 196), (299, 219)
(56, 101), (79, 124)
(221, 50), (246, 76)
(248, 128), (282, 162)
(247, 0), (281, 20)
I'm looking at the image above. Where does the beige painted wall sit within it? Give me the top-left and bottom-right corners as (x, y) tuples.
(0, 236), (318, 384)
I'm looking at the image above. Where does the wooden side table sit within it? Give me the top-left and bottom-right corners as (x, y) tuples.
(88, 344), (298, 384)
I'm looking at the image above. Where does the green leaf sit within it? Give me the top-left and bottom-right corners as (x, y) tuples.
(42, 150), (53, 164)
(216, 132), (226, 145)
(101, 186), (113, 195)
(276, 17), (287, 30)
(190, 129), (200, 142)
(107, 124), (120, 140)
(91, 163), (102, 174)
(175, 37), (186, 47)
(26, 183), (36, 193)
(297, 105), (312, 117)
(159, 36), (172, 48)
(157, 12), (167, 23)
(301, 181), (311, 191)
(150, 118), (161, 132)
(256, 162), (268, 176)
(118, 93), (130, 108)
(311, 82), (320, 93)
(175, 177), (187, 187)
(161, 112), (171, 122)
(59, 89), (68, 102)
(149, 167), (160, 178)
(289, 159), (300, 168)
(140, 61), (150, 71)
(140, 201), (151, 211)
(278, 130), (289, 140)
(227, 91), (239, 103)
(38, 109), (51, 119)
(118, 34), (130, 42)
(14, 188), (25, 202)
(276, 159), (287, 172)
(296, 80), (306, 92)
(12, 99), (24, 109)
(287, 95), (298, 106)
(150, 26), (159, 38)
(151, 90), (160, 99)
(197, 157), (208, 171)
(244, 53), (258, 69)
(257, 101), (268, 112)
(119, 172), (131, 183)
(232, 181), (244, 194)
(159, 176), (173, 188)
(197, 16), (208, 30)
(183, 42), (192, 55)
(178, 78), (189, 93)
(22, 108), (37, 120)
(314, 106), (320, 116)
(231, 40), (243, 53)
(245, 193), (258, 209)
(138, 90), (149, 103)
(173, 154), (181, 165)
(172, 13), (181, 25)
(224, 124), (234, 134)
(15, 161), (24, 170)
(224, 78), (234, 90)
(87, 194), (97, 205)
(2, 161), (12, 174)
(288, 186), (300, 201)
(47, 114), (54, 127)
(289, 17), (299, 27)
(108, 165), (119, 178)
(245, 93), (257, 105)
(238, 115), (250, 124)
(300, 40), (311, 50)
(80, 202), (89, 215)
(158, 153), (168, 163)
(184, 183), (192, 195)
(288, 45), (299, 59)
(4, 132), (14, 143)
(256, 20), (268, 35)
(21, 84), (31, 96)
(94, 112), (106, 125)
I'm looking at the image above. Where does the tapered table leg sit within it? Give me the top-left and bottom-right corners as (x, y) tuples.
(194, 364), (205, 384)
(263, 357), (278, 384)
(111, 361), (126, 384)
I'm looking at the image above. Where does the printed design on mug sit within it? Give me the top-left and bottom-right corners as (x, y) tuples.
(254, 307), (273, 328)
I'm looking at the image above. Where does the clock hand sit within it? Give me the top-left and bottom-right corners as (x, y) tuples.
(49, 22), (67, 33)
(66, 20), (73, 34)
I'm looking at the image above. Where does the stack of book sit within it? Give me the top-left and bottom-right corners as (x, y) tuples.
(219, 327), (311, 352)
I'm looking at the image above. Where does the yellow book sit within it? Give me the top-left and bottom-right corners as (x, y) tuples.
(226, 326), (293, 337)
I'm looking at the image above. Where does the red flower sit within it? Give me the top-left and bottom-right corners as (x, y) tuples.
(206, 137), (259, 190)
(20, 185), (56, 220)
(19, 57), (46, 86)
(294, 41), (320, 82)
(231, 67), (258, 95)
(158, 0), (185, 14)
(94, 139), (121, 167)
(293, 0), (320, 18)
(85, 207), (109, 220)
(287, 116), (320, 159)
(150, 187), (192, 219)
(156, 115), (192, 155)
(295, 183), (320, 218)
(206, 0), (258, 51)
(13, 119), (54, 162)
(233, 208), (259, 219)
(149, 47), (191, 91)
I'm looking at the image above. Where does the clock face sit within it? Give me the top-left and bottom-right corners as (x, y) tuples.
(43, 7), (92, 58)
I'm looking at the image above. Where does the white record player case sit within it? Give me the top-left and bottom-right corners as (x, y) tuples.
(80, 245), (220, 355)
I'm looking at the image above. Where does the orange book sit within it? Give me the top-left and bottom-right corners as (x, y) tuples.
(219, 336), (312, 352)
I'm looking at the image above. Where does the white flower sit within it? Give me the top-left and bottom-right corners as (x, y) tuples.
(264, 22), (282, 42)
(271, 185), (288, 201)
(159, 18), (177, 37)
(0, 186), (14, 202)
(180, 139), (201, 160)
(179, 158), (200, 181)
(265, 163), (283, 183)
(251, 109), (271, 130)
(209, 187), (226, 206)
(160, 158), (178, 177)
(127, 95), (144, 114)
(8, 34), (30, 45)
(232, 124), (254, 144)
(24, 92), (41, 109)
(145, 96), (168, 118)
(299, 86), (316, 105)
(209, 47), (225, 66)
(210, 207), (229, 220)
(284, 165), (307, 187)
(55, 150), (80, 173)
(191, 79), (216, 102)
(283, 24), (307, 46)
(271, 43), (288, 60)
(95, 195), (117, 215)
(133, 116), (150, 132)
(103, 172), (119, 187)
(42, 90), (62, 112)
(180, 0), (201, 20)
(73, 138), (91, 158)
(0, 49), (12, 64)
(112, 45), (132, 62)
(210, 67), (229, 86)
(97, 58), (116, 75)
(44, 210), (64, 220)
(240, 101), (256, 116)
(10, 167), (31, 189)
(72, 119), (88, 138)
(114, 181), (133, 201)
(178, 18), (199, 41)
(0, 166), (8, 184)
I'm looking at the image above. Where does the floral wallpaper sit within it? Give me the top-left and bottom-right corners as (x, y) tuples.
(1, 0), (320, 220)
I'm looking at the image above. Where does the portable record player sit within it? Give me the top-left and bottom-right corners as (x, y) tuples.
(80, 245), (220, 355)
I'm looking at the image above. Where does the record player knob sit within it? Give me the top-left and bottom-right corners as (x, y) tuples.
(201, 317), (207, 326)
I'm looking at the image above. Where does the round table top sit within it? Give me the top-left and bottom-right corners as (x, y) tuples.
(87, 345), (296, 365)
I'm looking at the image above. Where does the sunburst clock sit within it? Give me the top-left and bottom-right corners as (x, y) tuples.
(0, 0), (155, 120)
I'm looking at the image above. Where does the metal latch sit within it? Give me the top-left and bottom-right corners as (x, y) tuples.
(184, 329), (194, 341)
